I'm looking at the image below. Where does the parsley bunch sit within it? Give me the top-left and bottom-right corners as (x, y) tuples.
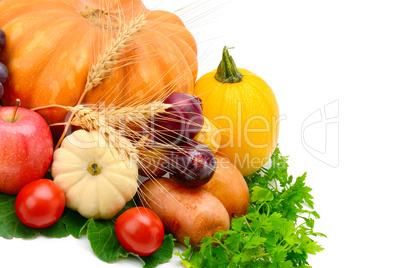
(177, 148), (326, 267)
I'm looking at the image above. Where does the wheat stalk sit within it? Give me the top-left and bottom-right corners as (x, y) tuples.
(69, 104), (138, 161)
(69, 102), (172, 161)
(70, 102), (171, 131)
(80, 14), (147, 103)
(55, 13), (147, 149)
(99, 118), (138, 162)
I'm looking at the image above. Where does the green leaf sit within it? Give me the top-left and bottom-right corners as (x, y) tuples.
(183, 250), (205, 268)
(224, 232), (242, 251)
(178, 237), (193, 260)
(61, 209), (89, 238)
(302, 241), (324, 255)
(141, 234), (175, 268)
(40, 219), (69, 238)
(298, 233), (325, 255)
(230, 216), (247, 232)
(212, 245), (229, 265)
(250, 186), (274, 204)
(272, 250), (288, 263)
(180, 259), (194, 268)
(243, 235), (267, 249)
(269, 213), (295, 238)
(86, 218), (130, 263)
(0, 193), (38, 239)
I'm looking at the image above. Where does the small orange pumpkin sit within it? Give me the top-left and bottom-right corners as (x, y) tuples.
(0, 0), (198, 126)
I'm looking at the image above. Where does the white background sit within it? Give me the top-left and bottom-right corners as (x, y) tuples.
(1, 0), (402, 267)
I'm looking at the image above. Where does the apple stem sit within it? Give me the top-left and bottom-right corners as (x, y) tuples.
(11, 99), (21, 123)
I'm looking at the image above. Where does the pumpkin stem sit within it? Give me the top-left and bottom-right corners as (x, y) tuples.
(87, 161), (102, 176)
(80, 5), (122, 31)
(214, 46), (243, 83)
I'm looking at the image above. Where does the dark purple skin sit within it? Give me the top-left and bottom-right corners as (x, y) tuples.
(1, 29), (8, 100)
(169, 141), (216, 188)
(0, 62), (8, 84)
(151, 92), (204, 144)
(138, 156), (168, 178)
(0, 29), (5, 50)
(0, 83), (3, 100)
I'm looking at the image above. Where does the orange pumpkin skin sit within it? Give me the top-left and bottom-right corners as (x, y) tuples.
(0, 0), (198, 126)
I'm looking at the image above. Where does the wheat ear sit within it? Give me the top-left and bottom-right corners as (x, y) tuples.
(69, 102), (171, 132)
(69, 102), (171, 158)
(79, 14), (147, 104)
(55, 14), (147, 150)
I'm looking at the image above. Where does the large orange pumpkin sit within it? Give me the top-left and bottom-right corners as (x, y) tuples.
(0, 0), (198, 127)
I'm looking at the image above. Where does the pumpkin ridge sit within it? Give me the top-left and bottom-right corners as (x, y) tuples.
(102, 168), (138, 194)
(52, 148), (84, 168)
(33, 23), (94, 108)
(53, 169), (86, 192)
(94, 147), (122, 166)
(6, 16), (91, 110)
(151, 26), (198, 83)
(147, 32), (193, 91)
(95, 176), (125, 219)
(63, 172), (89, 203)
(52, 158), (85, 174)
(1, 6), (81, 60)
(146, 20), (197, 54)
(98, 173), (135, 202)
(62, 135), (101, 163)
(0, 0), (76, 23)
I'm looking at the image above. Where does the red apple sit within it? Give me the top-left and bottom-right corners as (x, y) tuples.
(0, 102), (53, 194)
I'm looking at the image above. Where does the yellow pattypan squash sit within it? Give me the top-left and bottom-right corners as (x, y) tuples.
(194, 47), (280, 176)
(51, 130), (138, 219)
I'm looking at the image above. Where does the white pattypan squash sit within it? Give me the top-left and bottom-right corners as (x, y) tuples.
(51, 130), (138, 219)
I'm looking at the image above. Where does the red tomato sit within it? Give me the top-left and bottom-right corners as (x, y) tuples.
(15, 179), (65, 228)
(115, 207), (165, 256)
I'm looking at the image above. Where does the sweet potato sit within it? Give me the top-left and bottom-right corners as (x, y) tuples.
(200, 155), (249, 219)
(138, 177), (230, 245)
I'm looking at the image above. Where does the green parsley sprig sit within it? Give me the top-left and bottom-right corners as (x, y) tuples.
(177, 148), (326, 267)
